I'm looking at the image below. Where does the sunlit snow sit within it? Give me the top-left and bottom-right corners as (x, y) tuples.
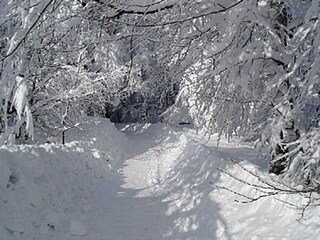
(0, 119), (319, 239)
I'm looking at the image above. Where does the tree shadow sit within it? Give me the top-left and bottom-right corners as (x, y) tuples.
(0, 127), (266, 240)
(115, 133), (236, 240)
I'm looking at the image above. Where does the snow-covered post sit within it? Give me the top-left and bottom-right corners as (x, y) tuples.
(12, 74), (34, 141)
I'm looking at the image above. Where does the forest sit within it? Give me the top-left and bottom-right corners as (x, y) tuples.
(0, 0), (320, 239)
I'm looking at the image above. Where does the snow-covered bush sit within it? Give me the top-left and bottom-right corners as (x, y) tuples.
(0, 0), (182, 141)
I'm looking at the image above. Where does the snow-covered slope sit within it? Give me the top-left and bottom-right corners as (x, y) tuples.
(0, 120), (319, 239)
(0, 118), (129, 239)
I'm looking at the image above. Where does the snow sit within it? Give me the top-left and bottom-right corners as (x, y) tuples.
(69, 220), (87, 236)
(258, 1), (267, 7)
(11, 75), (34, 139)
(0, 119), (319, 239)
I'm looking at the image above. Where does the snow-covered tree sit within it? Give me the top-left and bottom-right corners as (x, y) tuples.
(1, 0), (319, 190)
(159, 0), (320, 188)
(264, 0), (320, 188)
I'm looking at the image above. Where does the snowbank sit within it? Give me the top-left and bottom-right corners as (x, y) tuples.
(0, 118), (128, 239)
(66, 118), (129, 168)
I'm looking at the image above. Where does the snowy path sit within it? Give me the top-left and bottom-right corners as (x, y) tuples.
(92, 125), (195, 240)
(1, 121), (319, 240)
(83, 124), (319, 240)
(94, 124), (260, 240)
(105, 125), (221, 240)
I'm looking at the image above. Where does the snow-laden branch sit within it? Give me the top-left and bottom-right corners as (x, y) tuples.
(3, 0), (56, 61)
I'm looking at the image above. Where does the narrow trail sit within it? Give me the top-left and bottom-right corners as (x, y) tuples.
(94, 124), (254, 240)
(91, 125), (187, 240)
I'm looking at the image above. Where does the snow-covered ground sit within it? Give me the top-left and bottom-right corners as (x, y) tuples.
(0, 119), (319, 239)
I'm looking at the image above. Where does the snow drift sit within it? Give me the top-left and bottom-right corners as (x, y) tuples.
(0, 120), (319, 239)
(0, 118), (128, 239)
